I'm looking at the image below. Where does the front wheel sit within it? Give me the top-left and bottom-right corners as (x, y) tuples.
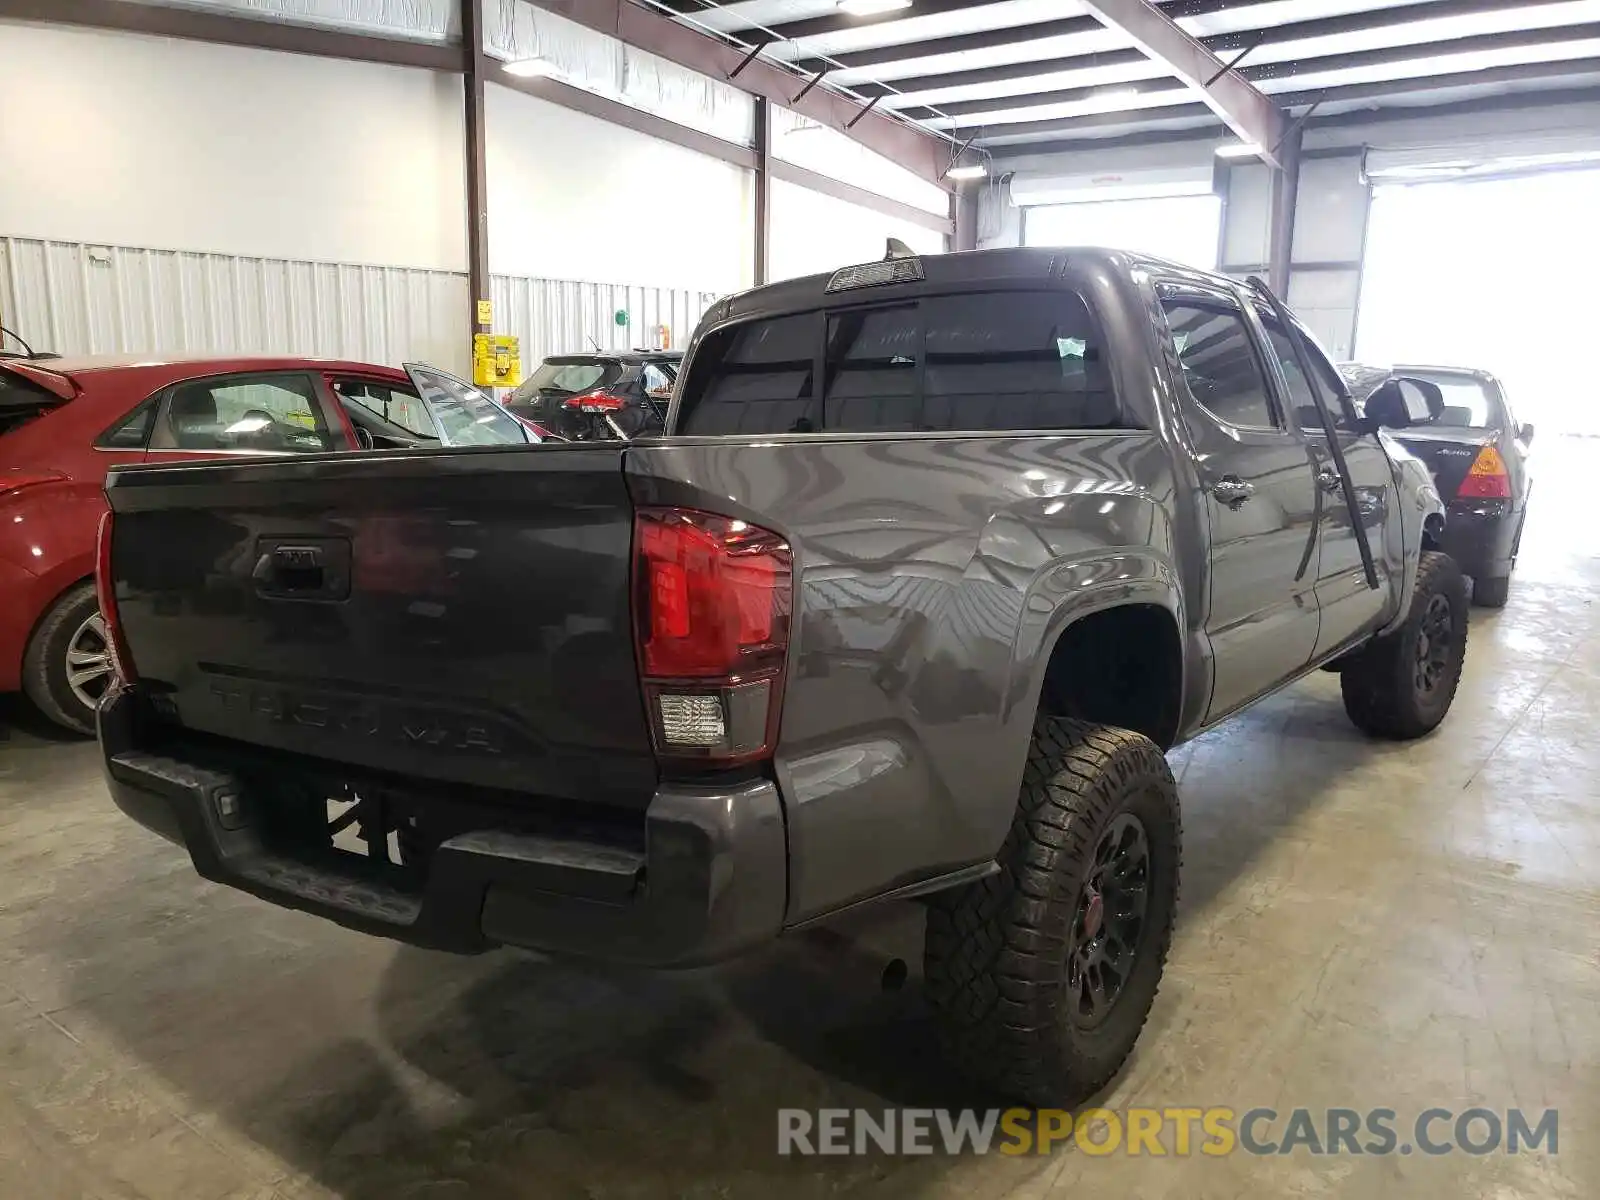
(924, 718), (1181, 1105)
(1341, 551), (1468, 739)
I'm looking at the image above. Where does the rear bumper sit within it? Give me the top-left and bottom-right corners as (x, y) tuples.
(98, 691), (788, 967)
(1440, 500), (1518, 580)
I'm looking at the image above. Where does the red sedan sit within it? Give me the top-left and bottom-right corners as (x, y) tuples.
(1, 353), (531, 733)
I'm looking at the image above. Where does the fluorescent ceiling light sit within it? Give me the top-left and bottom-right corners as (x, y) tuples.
(837, 0), (913, 16)
(1215, 142), (1263, 159)
(947, 164), (988, 180)
(504, 57), (557, 78)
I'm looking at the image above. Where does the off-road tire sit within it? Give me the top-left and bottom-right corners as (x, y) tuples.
(1472, 574), (1510, 608)
(924, 717), (1181, 1105)
(21, 581), (102, 736)
(1341, 550), (1468, 739)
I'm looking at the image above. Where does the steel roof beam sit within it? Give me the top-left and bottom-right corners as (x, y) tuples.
(907, 20), (1600, 120)
(1075, 0), (1287, 166)
(790, 0), (1271, 76)
(823, 0), (1572, 90)
(763, 0), (1011, 44)
(955, 55), (1600, 144)
(535, 0), (954, 187)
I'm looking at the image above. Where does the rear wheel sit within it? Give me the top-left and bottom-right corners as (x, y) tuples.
(924, 718), (1180, 1105)
(1341, 551), (1468, 739)
(22, 582), (110, 736)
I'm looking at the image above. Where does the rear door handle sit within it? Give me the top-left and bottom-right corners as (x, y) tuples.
(1317, 466), (1344, 494)
(1211, 476), (1255, 508)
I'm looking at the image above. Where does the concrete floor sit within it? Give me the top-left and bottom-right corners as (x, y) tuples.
(2, 443), (1596, 1200)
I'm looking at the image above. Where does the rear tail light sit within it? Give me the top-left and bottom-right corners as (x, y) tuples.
(632, 507), (792, 765)
(563, 391), (625, 414)
(1457, 445), (1512, 499)
(94, 510), (138, 687)
(0, 468), (66, 497)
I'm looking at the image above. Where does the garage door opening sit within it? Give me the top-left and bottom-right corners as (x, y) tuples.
(1356, 169), (1600, 437)
(1024, 194), (1223, 271)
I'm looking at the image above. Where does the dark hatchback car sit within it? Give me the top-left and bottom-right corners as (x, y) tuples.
(1343, 363), (1532, 607)
(504, 351), (679, 441)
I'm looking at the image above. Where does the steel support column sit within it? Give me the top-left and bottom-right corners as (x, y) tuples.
(463, 0), (490, 352)
(1267, 126), (1302, 297)
(754, 97), (772, 285)
(953, 187), (979, 252)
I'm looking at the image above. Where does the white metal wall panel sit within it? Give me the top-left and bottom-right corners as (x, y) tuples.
(0, 236), (468, 371)
(489, 275), (721, 366)
(1, 235), (720, 379)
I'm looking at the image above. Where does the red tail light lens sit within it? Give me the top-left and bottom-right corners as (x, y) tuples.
(633, 507), (792, 764)
(94, 510), (137, 688)
(1457, 445), (1511, 499)
(563, 391), (625, 413)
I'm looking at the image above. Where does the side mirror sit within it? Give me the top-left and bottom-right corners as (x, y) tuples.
(1519, 422), (1535, 444)
(352, 425), (375, 451)
(1364, 377), (1444, 431)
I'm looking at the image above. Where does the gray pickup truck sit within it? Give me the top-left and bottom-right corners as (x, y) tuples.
(95, 248), (1464, 1103)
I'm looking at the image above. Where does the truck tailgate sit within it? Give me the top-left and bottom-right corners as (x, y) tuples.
(104, 446), (657, 808)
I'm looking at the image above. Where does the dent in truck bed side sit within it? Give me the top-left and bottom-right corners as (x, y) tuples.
(624, 432), (1183, 925)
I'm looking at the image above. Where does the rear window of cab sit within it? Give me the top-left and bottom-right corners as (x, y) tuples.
(675, 289), (1133, 436)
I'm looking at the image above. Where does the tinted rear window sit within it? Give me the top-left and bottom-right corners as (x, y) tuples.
(677, 290), (1125, 435)
(1411, 373), (1498, 429)
(0, 368), (62, 438)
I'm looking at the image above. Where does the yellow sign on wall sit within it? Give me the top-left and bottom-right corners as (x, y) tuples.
(476, 299), (493, 327)
(472, 333), (521, 388)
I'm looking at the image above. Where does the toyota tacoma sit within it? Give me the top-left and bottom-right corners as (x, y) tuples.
(95, 248), (1464, 1103)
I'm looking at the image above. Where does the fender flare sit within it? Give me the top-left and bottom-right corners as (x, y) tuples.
(1005, 551), (1188, 733)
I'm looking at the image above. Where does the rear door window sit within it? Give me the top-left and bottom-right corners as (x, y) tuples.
(1161, 298), (1279, 431)
(148, 373), (334, 453)
(677, 290), (1126, 435)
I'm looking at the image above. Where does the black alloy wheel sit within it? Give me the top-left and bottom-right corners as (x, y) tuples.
(1066, 813), (1151, 1028)
(1413, 593), (1454, 697)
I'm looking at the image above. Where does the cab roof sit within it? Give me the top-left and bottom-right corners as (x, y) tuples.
(703, 246), (1238, 330)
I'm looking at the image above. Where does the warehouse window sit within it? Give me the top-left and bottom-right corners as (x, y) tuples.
(678, 290), (1126, 434)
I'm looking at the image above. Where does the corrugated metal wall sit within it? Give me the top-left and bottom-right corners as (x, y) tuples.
(0, 236), (719, 378)
(491, 275), (719, 366)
